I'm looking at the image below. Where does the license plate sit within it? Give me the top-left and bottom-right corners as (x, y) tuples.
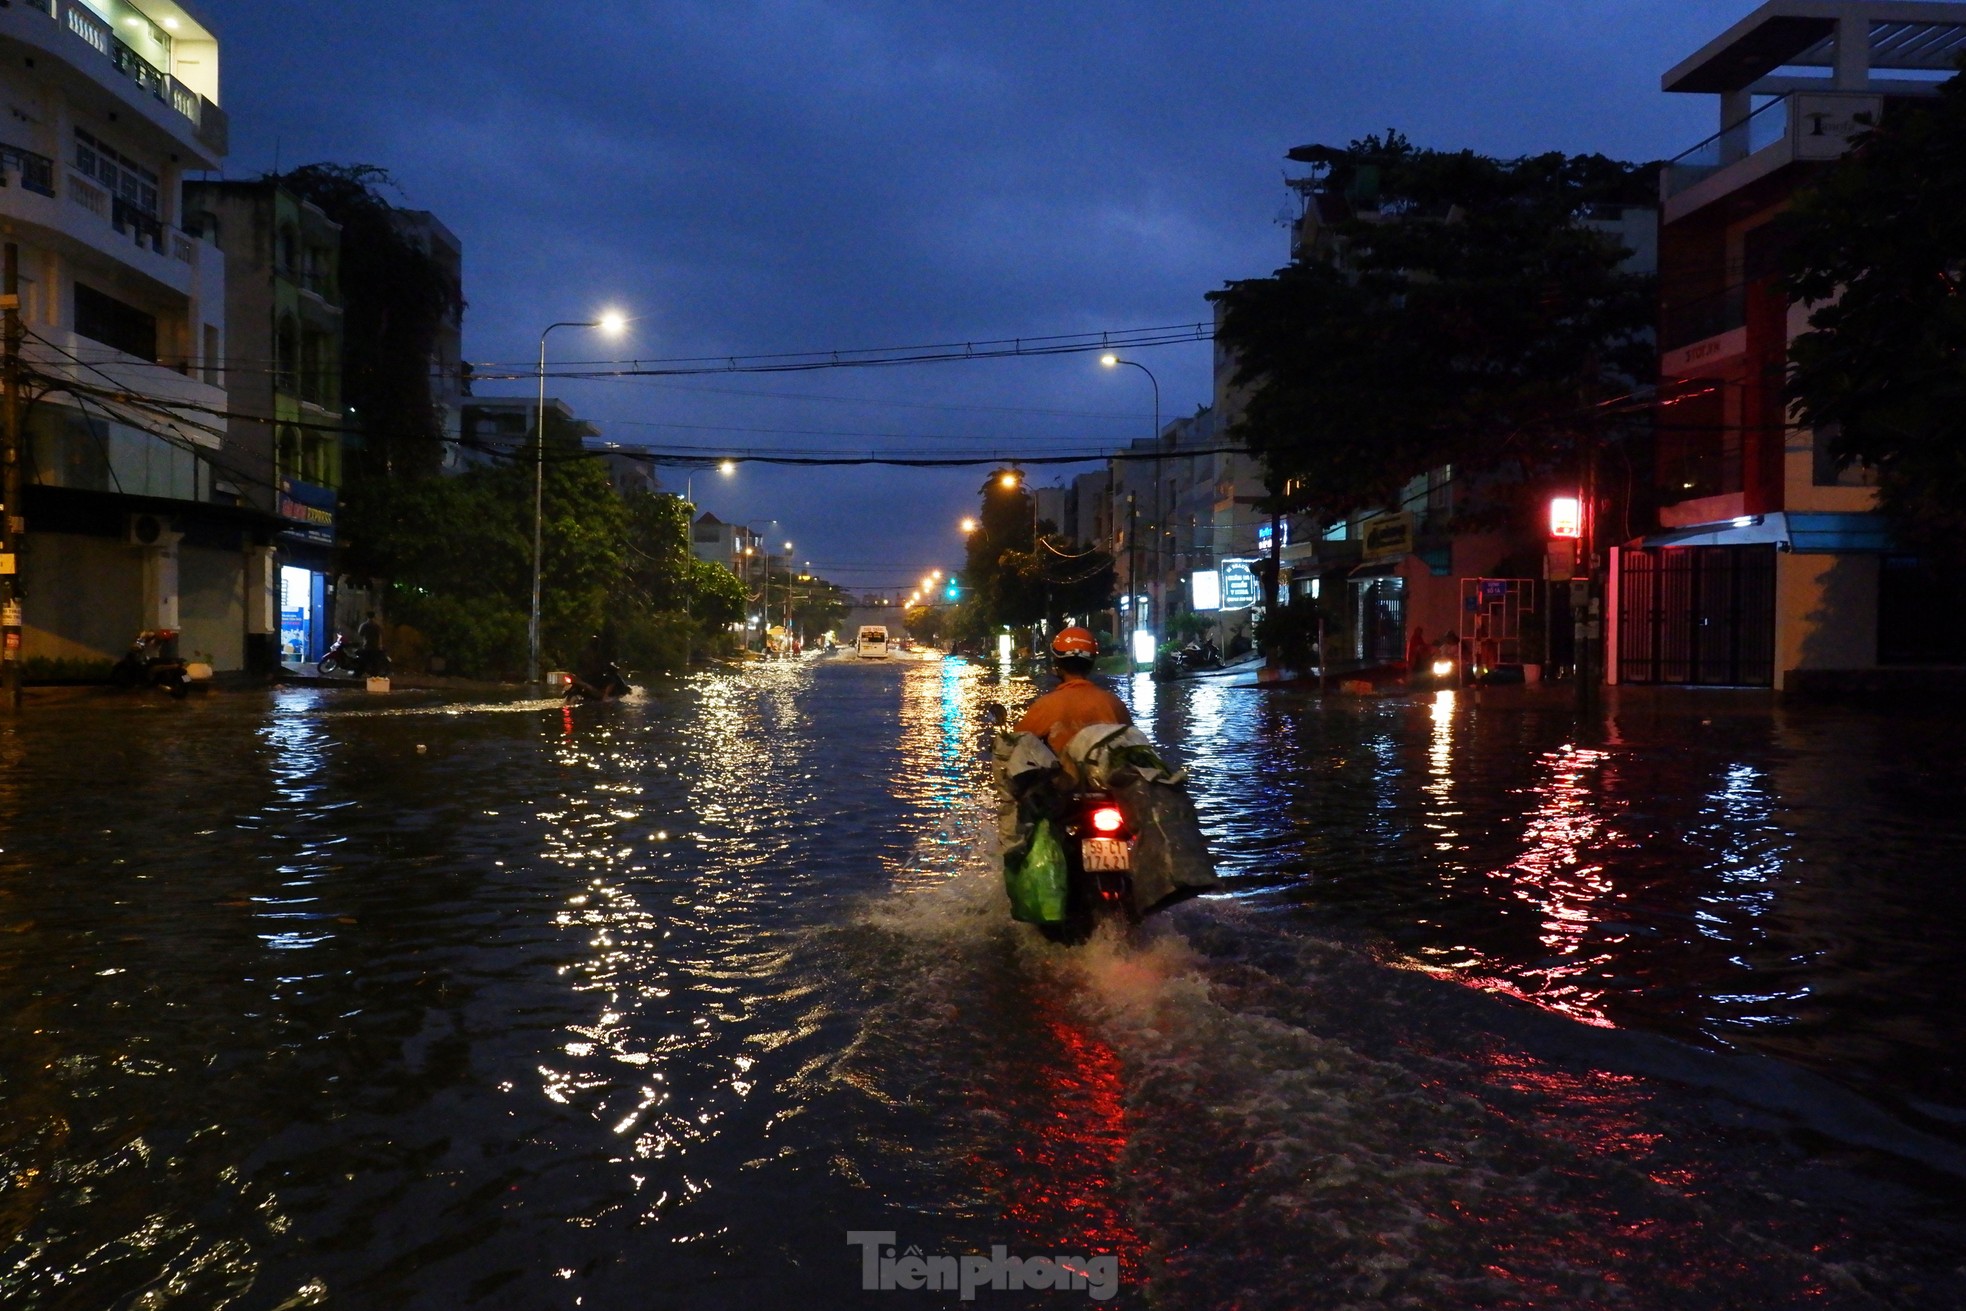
(1081, 838), (1131, 872)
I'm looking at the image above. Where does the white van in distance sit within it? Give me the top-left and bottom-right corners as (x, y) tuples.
(856, 626), (890, 658)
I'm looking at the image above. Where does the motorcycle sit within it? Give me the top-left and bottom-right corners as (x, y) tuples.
(563, 662), (631, 703)
(1036, 785), (1140, 944)
(986, 704), (1143, 945)
(111, 629), (191, 698)
(318, 633), (389, 677)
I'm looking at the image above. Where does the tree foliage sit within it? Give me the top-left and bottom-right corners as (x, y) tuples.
(904, 604), (945, 647)
(956, 473), (1114, 635)
(1783, 65), (1966, 569)
(276, 164), (464, 486)
(1209, 133), (1658, 523)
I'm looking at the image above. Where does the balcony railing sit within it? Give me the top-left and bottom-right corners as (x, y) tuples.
(0, 144), (57, 198)
(64, 170), (196, 270)
(1664, 96), (1791, 198)
(112, 195), (165, 254)
(33, 2), (227, 153)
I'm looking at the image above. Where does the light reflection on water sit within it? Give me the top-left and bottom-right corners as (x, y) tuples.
(0, 669), (1963, 1309)
(1147, 679), (1966, 1111)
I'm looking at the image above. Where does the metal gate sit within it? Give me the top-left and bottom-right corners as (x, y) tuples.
(1460, 578), (1538, 674)
(1618, 545), (1776, 686)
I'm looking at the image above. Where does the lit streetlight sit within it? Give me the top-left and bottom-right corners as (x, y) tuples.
(960, 517), (978, 534)
(531, 311), (629, 685)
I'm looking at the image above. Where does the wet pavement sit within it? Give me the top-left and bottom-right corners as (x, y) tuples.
(2, 662), (1964, 1309)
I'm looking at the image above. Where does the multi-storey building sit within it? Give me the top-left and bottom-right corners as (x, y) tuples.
(688, 512), (760, 575)
(393, 209), (464, 456)
(0, 0), (254, 672)
(182, 180), (344, 668)
(1257, 146), (1656, 673)
(1625, 0), (1966, 689)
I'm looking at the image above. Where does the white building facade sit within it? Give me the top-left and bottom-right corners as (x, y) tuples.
(0, 0), (255, 672)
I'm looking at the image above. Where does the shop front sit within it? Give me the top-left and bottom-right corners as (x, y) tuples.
(276, 479), (337, 667)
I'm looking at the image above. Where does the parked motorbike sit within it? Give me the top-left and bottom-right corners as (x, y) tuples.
(1167, 639), (1222, 676)
(111, 629), (191, 698)
(318, 633), (390, 677)
(563, 662), (631, 703)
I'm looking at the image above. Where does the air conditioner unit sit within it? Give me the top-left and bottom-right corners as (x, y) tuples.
(127, 513), (177, 547)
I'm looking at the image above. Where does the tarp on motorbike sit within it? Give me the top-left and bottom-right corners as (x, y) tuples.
(1064, 725), (1220, 915)
(991, 730), (1061, 853)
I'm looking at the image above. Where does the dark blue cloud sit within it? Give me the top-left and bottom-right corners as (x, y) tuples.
(202, 0), (1751, 585)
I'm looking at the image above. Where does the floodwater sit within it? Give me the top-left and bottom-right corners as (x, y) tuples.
(2, 661), (1965, 1309)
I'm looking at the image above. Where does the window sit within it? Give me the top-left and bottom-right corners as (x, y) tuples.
(275, 315), (298, 393)
(73, 129), (158, 215)
(74, 283), (157, 361)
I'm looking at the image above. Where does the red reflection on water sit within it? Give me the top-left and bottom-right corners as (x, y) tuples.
(968, 990), (1145, 1295)
(1421, 1043), (1848, 1305)
(1419, 744), (1628, 1027)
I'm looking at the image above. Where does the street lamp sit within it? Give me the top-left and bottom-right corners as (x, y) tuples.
(1101, 353), (1160, 654)
(531, 311), (628, 685)
(960, 517), (978, 534)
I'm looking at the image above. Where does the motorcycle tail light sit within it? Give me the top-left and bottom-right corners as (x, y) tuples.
(1090, 806), (1125, 834)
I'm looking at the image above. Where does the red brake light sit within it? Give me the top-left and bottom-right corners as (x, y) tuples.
(1090, 807), (1125, 834)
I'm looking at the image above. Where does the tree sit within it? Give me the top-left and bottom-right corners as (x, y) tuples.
(904, 605), (945, 647)
(957, 471), (1114, 637)
(1210, 134), (1658, 525)
(1784, 63), (1966, 570)
(278, 164), (465, 590)
(383, 429), (624, 679)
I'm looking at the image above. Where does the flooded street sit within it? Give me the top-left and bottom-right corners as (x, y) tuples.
(4, 661), (1966, 1309)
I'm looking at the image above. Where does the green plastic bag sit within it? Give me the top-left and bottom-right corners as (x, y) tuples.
(1005, 818), (1069, 924)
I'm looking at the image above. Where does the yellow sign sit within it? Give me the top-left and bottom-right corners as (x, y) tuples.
(0, 553), (15, 575)
(1360, 513), (1414, 563)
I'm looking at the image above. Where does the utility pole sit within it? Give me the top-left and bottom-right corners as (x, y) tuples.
(2, 243), (23, 711)
(1126, 492), (1138, 661)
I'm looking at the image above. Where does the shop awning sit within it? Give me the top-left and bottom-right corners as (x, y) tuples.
(1347, 559), (1404, 580)
(1639, 511), (1893, 554)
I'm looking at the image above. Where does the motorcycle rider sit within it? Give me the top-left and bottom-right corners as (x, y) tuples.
(357, 610), (386, 675)
(1016, 627), (1130, 777)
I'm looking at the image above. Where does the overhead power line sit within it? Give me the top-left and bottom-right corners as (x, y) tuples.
(467, 321), (1216, 381)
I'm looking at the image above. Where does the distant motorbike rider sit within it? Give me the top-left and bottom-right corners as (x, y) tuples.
(1015, 627), (1130, 779)
(566, 632), (628, 700)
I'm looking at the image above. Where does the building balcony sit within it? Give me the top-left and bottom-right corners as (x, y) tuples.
(0, 0), (227, 165)
(0, 156), (205, 298)
(1661, 90), (1881, 223)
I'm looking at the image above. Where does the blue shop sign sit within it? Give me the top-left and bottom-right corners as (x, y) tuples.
(279, 479), (337, 545)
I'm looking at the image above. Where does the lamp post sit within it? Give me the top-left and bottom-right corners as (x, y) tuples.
(531, 311), (626, 685)
(1101, 353), (1160, 644)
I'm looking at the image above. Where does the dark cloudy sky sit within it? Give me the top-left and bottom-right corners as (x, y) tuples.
(202, 0), (1747, 596)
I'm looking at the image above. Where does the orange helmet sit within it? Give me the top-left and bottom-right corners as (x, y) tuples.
(1050, 626), (1097, 659)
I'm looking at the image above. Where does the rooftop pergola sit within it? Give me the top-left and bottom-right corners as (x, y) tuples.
(1666, 1), (1966, 98)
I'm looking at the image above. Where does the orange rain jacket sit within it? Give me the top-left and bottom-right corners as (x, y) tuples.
(1015, 675), (1132, 770)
